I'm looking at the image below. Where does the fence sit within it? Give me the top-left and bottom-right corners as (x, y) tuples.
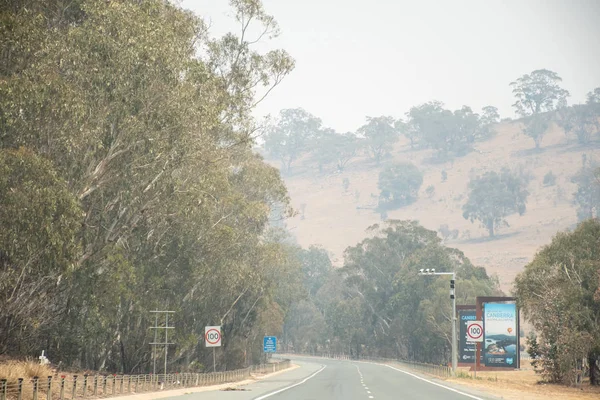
(0, 359), (290, 400)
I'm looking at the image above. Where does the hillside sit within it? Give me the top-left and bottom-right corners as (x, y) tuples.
(265, 121), (599, 293)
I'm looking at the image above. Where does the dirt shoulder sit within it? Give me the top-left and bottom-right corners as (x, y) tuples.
(445, 363), (600, 400)
(104, 364), (299, 400)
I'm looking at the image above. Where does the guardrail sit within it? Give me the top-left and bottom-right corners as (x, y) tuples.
(0, 359), (291, 400)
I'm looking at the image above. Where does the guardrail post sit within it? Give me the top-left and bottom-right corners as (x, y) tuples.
(71, 375), (77, 400)
(59, 377), (65, 400)
(17, 378), (23, 400)
(47, 376), (53, 400)
(119, 375), (123, 394)
(127, 376), (131, 393)
(1, 379), (7, 400)
(93, 376), (98, 397)
(33, 377), (39, 400)
(102, 376), (107, 396)
(82, 375), (87, 399)
(111, 375), (116, 395)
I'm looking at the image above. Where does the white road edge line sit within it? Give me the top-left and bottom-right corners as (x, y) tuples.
(383, 365), (485, 400)
(253, 365), (326, 400)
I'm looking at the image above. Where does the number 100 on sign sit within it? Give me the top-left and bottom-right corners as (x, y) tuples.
(205, 326), (222, 347)
(466, 321), (484, 342)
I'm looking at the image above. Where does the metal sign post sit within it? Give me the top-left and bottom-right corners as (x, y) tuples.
(205, 326), (222, 373)
(466, 320), (484, 378)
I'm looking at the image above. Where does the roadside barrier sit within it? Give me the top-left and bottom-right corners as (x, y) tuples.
(0, 359), (290, 400)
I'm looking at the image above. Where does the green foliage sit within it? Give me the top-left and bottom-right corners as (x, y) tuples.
(310, 130), (361, 173)
(555, 92), (600, 145)
(357, 116), (398, 165)
(462, 168), (529, 237)
(377, 162), (423, 209)
(514, 219), (600, 385)
(299, 245), (333, 298)
(523, 113), (550, 149)
(282, 221), (500, 362)
(0, 0), (302, 373)
(264, 108), (322, 173)
(405, 102), (492, 161)
(342, 177), (350, 192)
(0, 148), (82, 354)
(510, 69), (570, 117)
(338, 221), (499, 362)
(425, 185), (435, 198)
(479, 106), (501, 138)
(571, 163), (600, 221)
(543, 171), (556, 187)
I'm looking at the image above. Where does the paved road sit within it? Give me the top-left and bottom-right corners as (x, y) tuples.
(164, 356), (499, 400)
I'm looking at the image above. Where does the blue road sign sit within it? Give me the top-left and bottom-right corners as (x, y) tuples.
(263, 336), (277, 353)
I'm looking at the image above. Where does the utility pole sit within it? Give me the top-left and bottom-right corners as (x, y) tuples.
(149, 310), (175, 378)
(418, 268), (457, 377)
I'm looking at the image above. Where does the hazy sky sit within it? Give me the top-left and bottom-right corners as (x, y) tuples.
(181, 0), (600, 133)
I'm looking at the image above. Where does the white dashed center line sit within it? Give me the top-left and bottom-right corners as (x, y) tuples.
(355, 364), (375, 399)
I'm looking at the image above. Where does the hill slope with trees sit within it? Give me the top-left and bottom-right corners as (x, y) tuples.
(260, 73), (600, 293)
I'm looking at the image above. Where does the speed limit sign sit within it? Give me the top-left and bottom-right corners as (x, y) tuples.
(466, 321), (484, 342)
(205, 326), (222, 347)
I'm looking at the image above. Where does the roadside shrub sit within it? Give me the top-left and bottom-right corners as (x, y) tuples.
(543, 171), (556, 186)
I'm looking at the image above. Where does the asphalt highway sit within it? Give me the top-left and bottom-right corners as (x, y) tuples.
(163, 356), (499, 400)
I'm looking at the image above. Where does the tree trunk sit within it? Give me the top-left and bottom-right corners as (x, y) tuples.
(589, 351), (600, 385)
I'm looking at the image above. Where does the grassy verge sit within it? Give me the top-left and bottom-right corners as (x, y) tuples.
(447, 361), (600, 400)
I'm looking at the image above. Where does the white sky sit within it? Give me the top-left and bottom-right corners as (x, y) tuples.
(181, 0), (600, 133)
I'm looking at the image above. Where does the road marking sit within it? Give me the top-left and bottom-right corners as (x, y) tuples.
(368, 396), (374, 399)
(383, 365), (485, 400)
(253, 365), (326, 400)
(367, 390), (371, 394)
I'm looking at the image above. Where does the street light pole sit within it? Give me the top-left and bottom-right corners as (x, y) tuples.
(418, 268), (457, 377)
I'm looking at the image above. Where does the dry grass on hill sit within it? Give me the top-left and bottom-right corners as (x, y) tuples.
(267, 120), (600, 295)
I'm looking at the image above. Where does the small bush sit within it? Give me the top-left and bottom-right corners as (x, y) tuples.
(425, 185), (435, 198)
(441, 170), (447, 182)
(0, 360), (53, 386)
(543, 171), (556, 186)
(342, 177), (350, 192)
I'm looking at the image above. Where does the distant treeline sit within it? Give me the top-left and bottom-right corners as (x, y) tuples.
(261, 70), (600, 174)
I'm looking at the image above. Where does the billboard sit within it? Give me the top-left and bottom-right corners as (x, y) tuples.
(483, 302), (518, 367)
(459, 309), (477, 363)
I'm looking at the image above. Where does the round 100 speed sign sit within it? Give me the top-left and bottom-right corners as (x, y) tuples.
(466, 321), (484, 342)
(205, 326), (222, 347)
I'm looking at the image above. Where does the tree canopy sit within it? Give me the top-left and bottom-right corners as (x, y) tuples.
(404, 102), (495, 161)
(510, 69), (570, 117)
(515, 219), (600, 385)
(282, 221), (500, 361)
(377, 162), (423, 210)
(462, 168), (529, 237)
(263, 108), (322, 173)
(357, 116), (399, 165)
(0, 0), (301, 372)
